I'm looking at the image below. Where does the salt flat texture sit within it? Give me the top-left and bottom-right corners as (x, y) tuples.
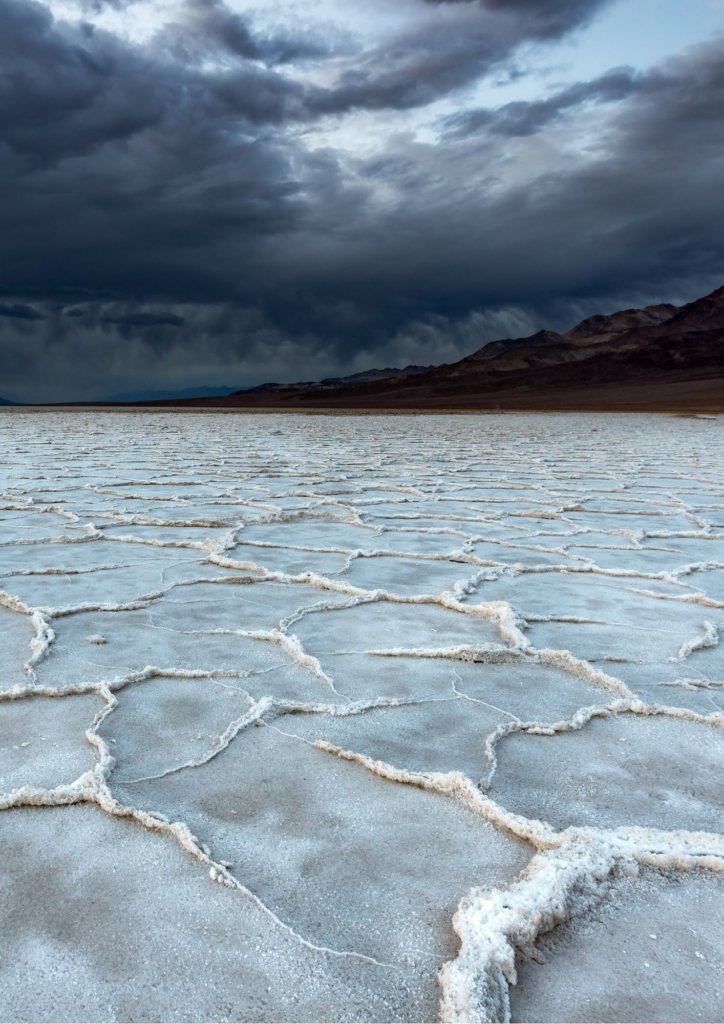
(0, 411), (722, 1024)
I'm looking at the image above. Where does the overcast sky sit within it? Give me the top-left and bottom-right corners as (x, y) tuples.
(2, 0), (724, 401)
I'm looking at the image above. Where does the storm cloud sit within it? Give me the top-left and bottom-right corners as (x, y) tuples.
(1, 0), (723, 401)
(0, 303), (47, 321)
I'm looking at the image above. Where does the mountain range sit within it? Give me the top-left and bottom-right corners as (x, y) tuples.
(4, 285), (722, 411)
(153, 283), (724, 411)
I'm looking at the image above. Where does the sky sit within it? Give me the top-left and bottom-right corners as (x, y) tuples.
(1, 0), (724, 402)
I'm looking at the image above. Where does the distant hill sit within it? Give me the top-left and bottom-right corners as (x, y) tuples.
(0, 397), (17, 406)
(230, 364), (434, 399)
(145, 285), (724, 411)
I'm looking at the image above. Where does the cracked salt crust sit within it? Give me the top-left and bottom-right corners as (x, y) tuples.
(0, 410), (722, 1023)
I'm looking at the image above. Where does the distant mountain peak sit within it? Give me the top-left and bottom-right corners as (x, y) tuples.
(564, 303), (678, 341)
(665, 282), (724, 332)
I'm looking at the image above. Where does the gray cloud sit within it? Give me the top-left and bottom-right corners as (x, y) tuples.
(442, 66), (640, 137)
(163, 0), (337, 66)
(101, 311), (186, 328)
(0, 302), (46, 321)
(426, 0), (611, 33)
(309, 0), (613, 115)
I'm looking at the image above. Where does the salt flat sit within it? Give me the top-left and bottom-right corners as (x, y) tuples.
(0, 411), (722, 1023)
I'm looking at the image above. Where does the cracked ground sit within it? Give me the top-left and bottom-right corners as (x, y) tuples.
(0, 410), (722, 1023)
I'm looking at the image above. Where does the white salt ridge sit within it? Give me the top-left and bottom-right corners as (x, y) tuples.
(0, 411), (722, 1023)
(438, 833), (724, 1024)
(670, 620), (721, 661)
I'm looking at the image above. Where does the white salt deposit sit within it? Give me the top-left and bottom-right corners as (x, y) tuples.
(0, 410), (722, 1023)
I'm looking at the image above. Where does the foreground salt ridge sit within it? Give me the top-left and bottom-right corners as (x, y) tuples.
(0, 412), (722, 1023)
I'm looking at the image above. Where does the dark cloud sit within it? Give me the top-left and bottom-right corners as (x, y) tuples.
(0, 0), (311, 175)
(0, 0), (313, 307)
(0, 298), (542, 402)
(0, 1), (166, 164)
(310, 0), (613, 115)
(0, 302), (46, 320)
(356, 38), (724, 308)
(426, 0), (611, 35)
(1, 0), (723, 401)
(442, 66), (640, 137)
(101, 311), (186, 328)
(163, 0), (336, 66)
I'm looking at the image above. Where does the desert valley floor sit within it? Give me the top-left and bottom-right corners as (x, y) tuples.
(0, 411), (722, 1023)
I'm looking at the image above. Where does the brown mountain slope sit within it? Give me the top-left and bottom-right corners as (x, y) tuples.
(151, 285), (724, 411)
(564, 302), (678, 341)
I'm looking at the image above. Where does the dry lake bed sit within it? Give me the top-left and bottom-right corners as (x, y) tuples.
(0, 411), (722, 1023)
